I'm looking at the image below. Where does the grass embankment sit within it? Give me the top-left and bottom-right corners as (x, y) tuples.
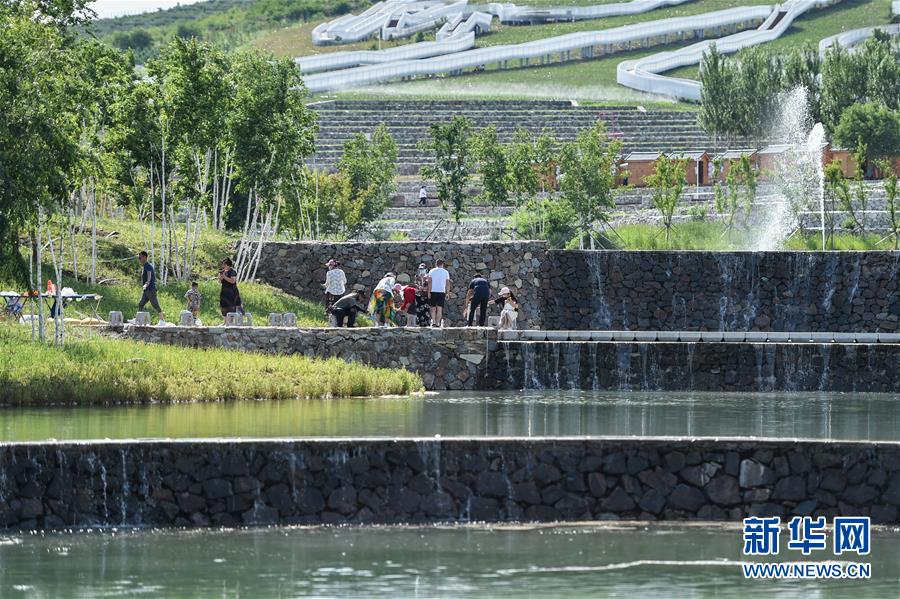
(6, 217), (325, 327)
(612, 222), (892, 250)
(0, 328), (422, 405)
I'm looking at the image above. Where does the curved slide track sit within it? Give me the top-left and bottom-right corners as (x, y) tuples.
(303, 6), (771, 92)
(311, 0), (697, 45)
(617, 0), (843, 101)
(817, 23), (900, 57)
(300, 0), (894, 99)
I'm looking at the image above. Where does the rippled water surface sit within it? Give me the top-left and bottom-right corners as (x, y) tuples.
(1, 523), (899, 597)
(1, 391), (899, 442)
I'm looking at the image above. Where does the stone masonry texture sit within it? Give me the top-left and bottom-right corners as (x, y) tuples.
(257, 244), (899, 332)
(259, 241), (547, 328)
(541, 250), (900, 332)
(3, 438), (900, 530)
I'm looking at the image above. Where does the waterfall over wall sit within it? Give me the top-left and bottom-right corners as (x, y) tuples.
(542, 251), (899, 332)
(489, 341), (900, 392)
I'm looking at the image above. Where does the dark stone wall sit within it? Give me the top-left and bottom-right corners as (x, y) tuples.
(258, 245), (899, 333)
(258, 241), (547, 327)
(541, 251), (900, 332)
(3, 438), (900, 530)
(484, 341), (900, 392)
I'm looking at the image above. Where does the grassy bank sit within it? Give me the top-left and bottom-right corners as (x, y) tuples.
(7, 217), (325, 327)
(611, 222), (892, 250)
(0, 328), (422, 405)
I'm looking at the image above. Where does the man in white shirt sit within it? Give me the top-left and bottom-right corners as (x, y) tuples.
(427, 259), (450, 327)
(323, 259), (347, 326)
(419, 185), (428, 206)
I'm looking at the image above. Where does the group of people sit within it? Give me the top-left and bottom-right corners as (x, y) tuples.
(323, 258), (519, 329)
(135, 249), (519, 329)
(136, 251), (243, 325)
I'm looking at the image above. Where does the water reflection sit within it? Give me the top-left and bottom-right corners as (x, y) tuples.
(1, 524), (898, 597)
(0, 391), (897, 442)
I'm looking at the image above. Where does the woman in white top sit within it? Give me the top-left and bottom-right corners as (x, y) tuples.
(492, 286), (519, 330)
(323, 259), (346, 325)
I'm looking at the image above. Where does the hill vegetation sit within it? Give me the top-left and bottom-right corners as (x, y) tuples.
(84, 0), (371, 62)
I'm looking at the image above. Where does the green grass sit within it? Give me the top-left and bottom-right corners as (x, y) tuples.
(7, 217), (325, 327)
(610, 222), (892, 250)
(0, 327), (423, 405)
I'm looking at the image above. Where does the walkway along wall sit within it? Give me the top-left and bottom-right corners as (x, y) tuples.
(3, 438), (900, 530)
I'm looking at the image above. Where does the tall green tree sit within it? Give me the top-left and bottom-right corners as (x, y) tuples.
(0, 9), (83, 284)
(336, 123), (398, 236)
(228, 49), (317, 280)
(472, 126), (509, 207)
(558, 120), (623, 249)
(419, 115), (473, 226)
(699, 44), (738, 140)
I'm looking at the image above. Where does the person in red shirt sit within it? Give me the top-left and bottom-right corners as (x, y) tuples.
(400, 284), (418, 327)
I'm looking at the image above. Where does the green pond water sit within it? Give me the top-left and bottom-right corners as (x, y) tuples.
(1, 391), (899, 442)
(1, 523), (897, 597)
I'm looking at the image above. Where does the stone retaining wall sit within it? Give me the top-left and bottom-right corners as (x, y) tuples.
(541, 251), (900, 332)
(257, 245), (900, 333)
(3, 438), (900, 530)
(258, 241), (547, 327)
(115, 326), (492, 391)
(485, 341), (900, 392)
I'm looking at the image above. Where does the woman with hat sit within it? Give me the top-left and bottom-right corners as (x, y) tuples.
(323, 258), (346, 326)
(490, 286), (519, 330)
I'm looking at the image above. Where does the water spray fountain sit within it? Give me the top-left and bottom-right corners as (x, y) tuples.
(754, 86), (828, 251)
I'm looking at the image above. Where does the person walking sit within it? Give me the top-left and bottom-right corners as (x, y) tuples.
(464, 273), (491, 327)
(330, 291), (367, 328)
(184, 281), (202, 325)
(323, 259), (346, 326)
(427, 259), (450, 327)
(418, 185), (428, 206)
(218, 258), (242, 318)
(137, 251), (166, 325)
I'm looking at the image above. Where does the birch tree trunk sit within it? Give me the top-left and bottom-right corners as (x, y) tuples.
(46, 222), (65, 346)
(90, 182), (98, 285)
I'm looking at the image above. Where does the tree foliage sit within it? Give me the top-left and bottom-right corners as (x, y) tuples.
(557, 120), (623, 249)
(833, 103), (900, 166)
(336, 123), (398, 235)
(419, 115), (473, 225)
(472, 126), (509, 207)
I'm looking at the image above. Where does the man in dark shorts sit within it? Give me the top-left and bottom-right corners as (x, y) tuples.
(330, 291), (367, 327)
(427, 259), (450, 327)
(465, 274), (491, 327)
(137, 251), (165, 324)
